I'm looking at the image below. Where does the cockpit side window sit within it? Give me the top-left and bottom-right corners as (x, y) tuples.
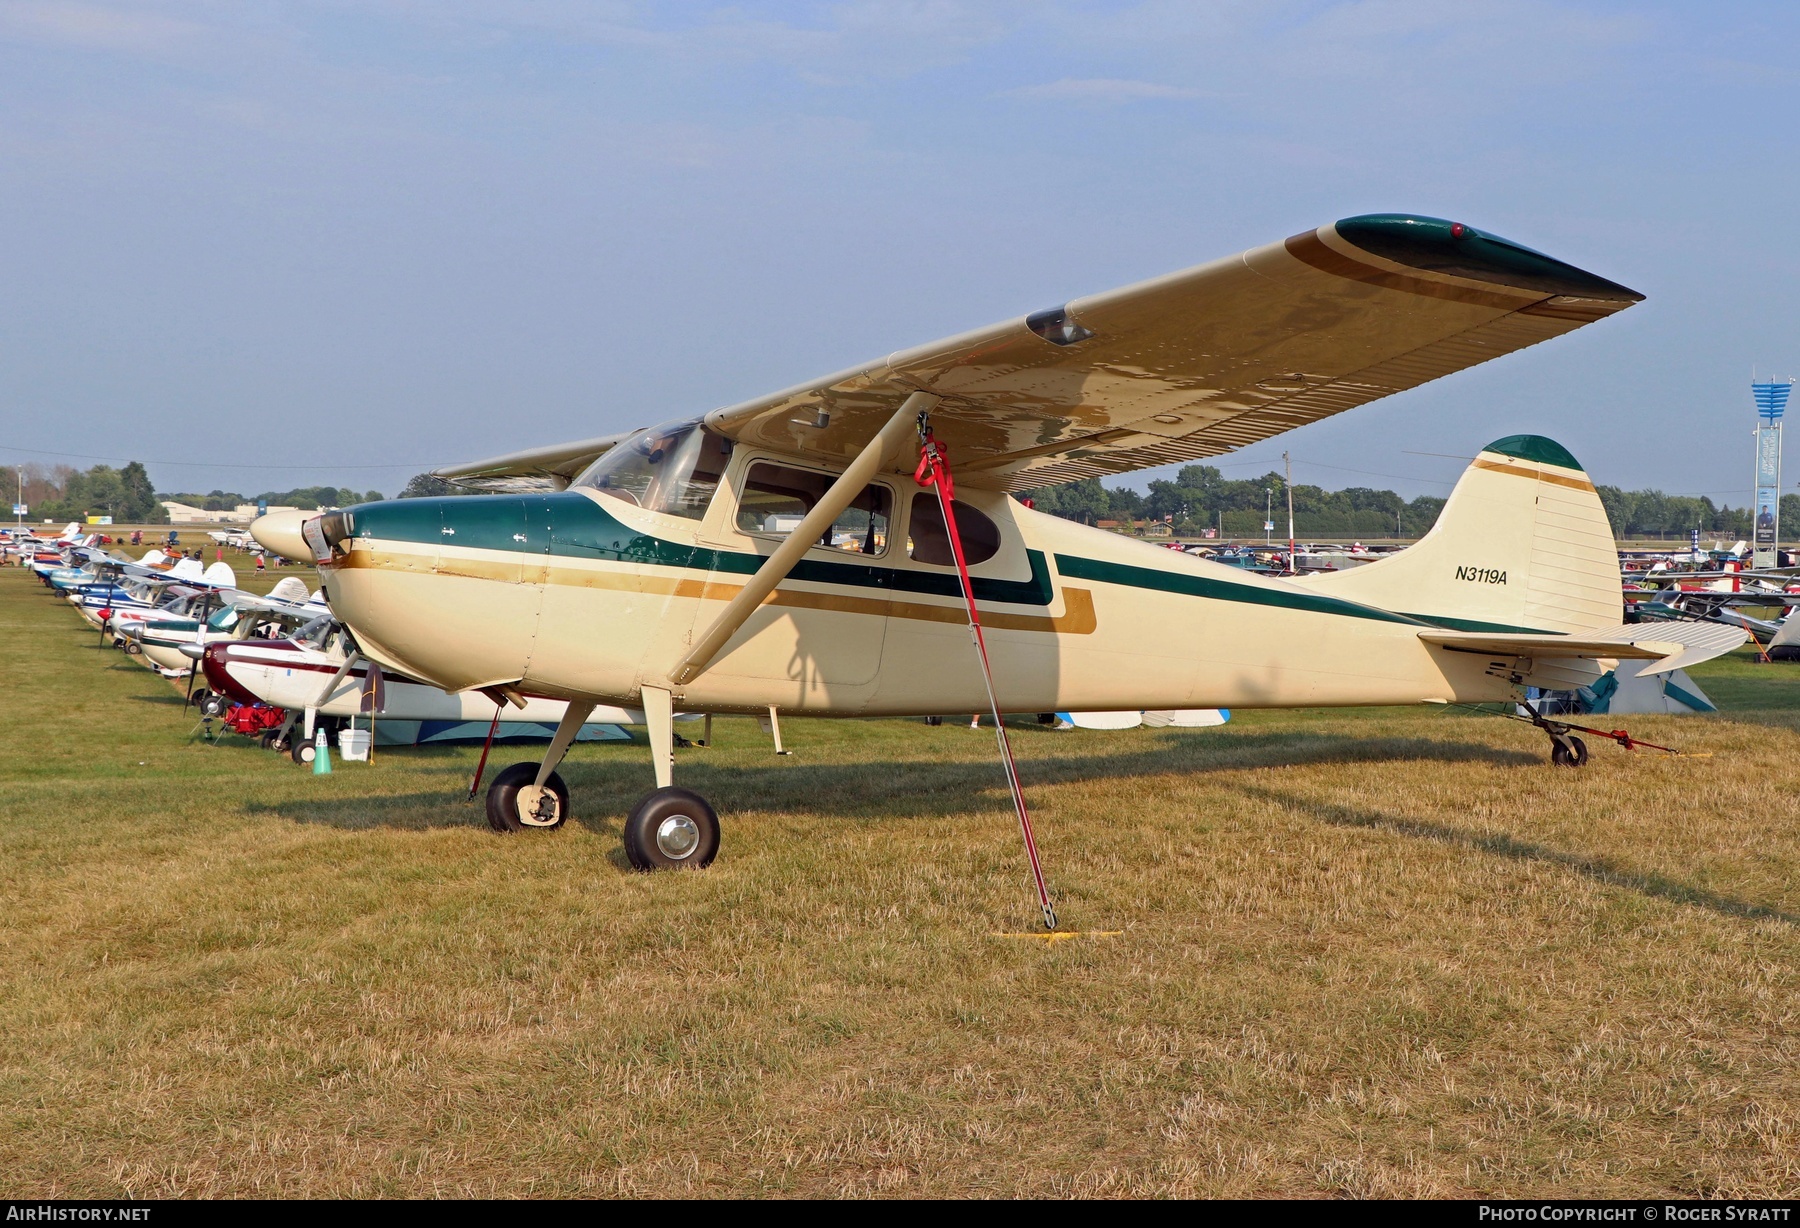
(572, 420), (733, 521)
(735, 462), (891, 555)
(907, 494), (1001, 566)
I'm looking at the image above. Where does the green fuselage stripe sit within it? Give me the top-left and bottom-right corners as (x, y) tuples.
(1052, 554), (1429, 626)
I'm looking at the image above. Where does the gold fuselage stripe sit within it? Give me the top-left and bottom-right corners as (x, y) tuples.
(336, 548), (1099, 635)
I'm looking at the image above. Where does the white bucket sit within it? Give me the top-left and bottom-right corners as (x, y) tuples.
(338, 728), (371, 762)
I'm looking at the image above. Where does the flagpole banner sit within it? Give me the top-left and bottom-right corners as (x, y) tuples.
(1752, 381), (1790, 569)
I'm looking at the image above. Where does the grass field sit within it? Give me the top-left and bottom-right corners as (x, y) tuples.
(2, 562), (1798, 1198)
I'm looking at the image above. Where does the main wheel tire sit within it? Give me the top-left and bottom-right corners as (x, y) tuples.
(485, 762), (571, 833)
(623, 786), (719, 871)
(289, 721), (336, 765)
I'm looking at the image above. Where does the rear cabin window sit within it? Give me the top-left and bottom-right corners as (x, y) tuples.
(736, 462), (892, 556)
(907, 494), (1001, 566)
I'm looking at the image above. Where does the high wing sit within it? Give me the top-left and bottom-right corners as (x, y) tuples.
(705, 213), (1641, 489)
(1420, 620), (1746, 677)
(435, 213), (1641, 490)
(435, 433), (631, 491)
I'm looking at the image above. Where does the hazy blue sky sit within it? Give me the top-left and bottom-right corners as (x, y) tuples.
(2, 1), (1796, 503)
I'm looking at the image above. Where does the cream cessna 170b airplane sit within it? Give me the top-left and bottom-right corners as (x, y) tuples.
(253, 214), (1742, 916)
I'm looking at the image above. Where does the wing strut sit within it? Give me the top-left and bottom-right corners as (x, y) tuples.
(915, 417), (1058, 933)
(669, 391), (935, 687)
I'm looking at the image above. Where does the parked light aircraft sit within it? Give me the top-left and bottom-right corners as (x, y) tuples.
(254, 213), (1747, 882)
(120, 577), (323, 676)
(200, 620), (649, 764)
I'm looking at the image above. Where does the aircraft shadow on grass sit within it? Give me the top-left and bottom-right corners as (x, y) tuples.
(130, 692), (190, 707)
(245, 729), (1527, 830)
(241, 728), (1794, 925)
(1231, 782), (1798, 927)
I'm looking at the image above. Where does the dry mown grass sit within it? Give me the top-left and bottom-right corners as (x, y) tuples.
(2, 564), (1797, 1197)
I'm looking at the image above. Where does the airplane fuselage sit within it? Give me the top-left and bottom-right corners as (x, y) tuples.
(317, 474), (1512, 718)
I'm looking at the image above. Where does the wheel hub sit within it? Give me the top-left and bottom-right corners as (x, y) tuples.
(517, 784), (561, 827)
(655, 814), (700, 859)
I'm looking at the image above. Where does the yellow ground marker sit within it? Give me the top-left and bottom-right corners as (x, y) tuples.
(991, 930), (1123, 943)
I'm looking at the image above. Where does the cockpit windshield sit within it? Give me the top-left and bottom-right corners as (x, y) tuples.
(572, 419), (732, 521)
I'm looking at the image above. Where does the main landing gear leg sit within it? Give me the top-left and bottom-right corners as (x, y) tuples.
(484, 699), (592, 833)
(623, 685), (718, 871)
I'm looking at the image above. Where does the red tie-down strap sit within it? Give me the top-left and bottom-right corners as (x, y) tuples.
(916, 426), (1057, 931)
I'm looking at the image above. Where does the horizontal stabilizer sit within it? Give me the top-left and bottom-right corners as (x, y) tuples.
(1421, 620), (1746, 677)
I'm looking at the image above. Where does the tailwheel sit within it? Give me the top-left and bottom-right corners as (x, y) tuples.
(485, 761), (571, 833)
(1550, 733), (1589, 768)
(623, 786), (719, 871)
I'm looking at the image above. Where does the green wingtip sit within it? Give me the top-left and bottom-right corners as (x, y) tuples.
(1483, 435), (1585, 472)
(1335, 214), (1643, 302)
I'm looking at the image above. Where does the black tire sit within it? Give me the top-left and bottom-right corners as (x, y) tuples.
(123, 640), (141, 655)
(1550, 735), (1590, 768)
(485, 762), (571, 833)
(289, 721), (336, 765)
(1568, 735), (1589, 767)
(622, 786), (719, 871)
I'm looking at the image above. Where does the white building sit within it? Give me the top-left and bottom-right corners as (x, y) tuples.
(160, 501), (300, 525)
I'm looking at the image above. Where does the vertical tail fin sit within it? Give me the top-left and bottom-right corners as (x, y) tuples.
(1300, 436), (1620, 634)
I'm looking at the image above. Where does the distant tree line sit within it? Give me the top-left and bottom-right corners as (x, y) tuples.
(1023, 466), (1448, 538)
(1024, 464), (1800, 541)
(13, 459), (1797, 540)
(1595, 486), (1800, 540)
(3, 464), (392, 522)
(398, 473), (468, 498)
(156, 484), (386, 511)
(8, 462), (165, 524)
